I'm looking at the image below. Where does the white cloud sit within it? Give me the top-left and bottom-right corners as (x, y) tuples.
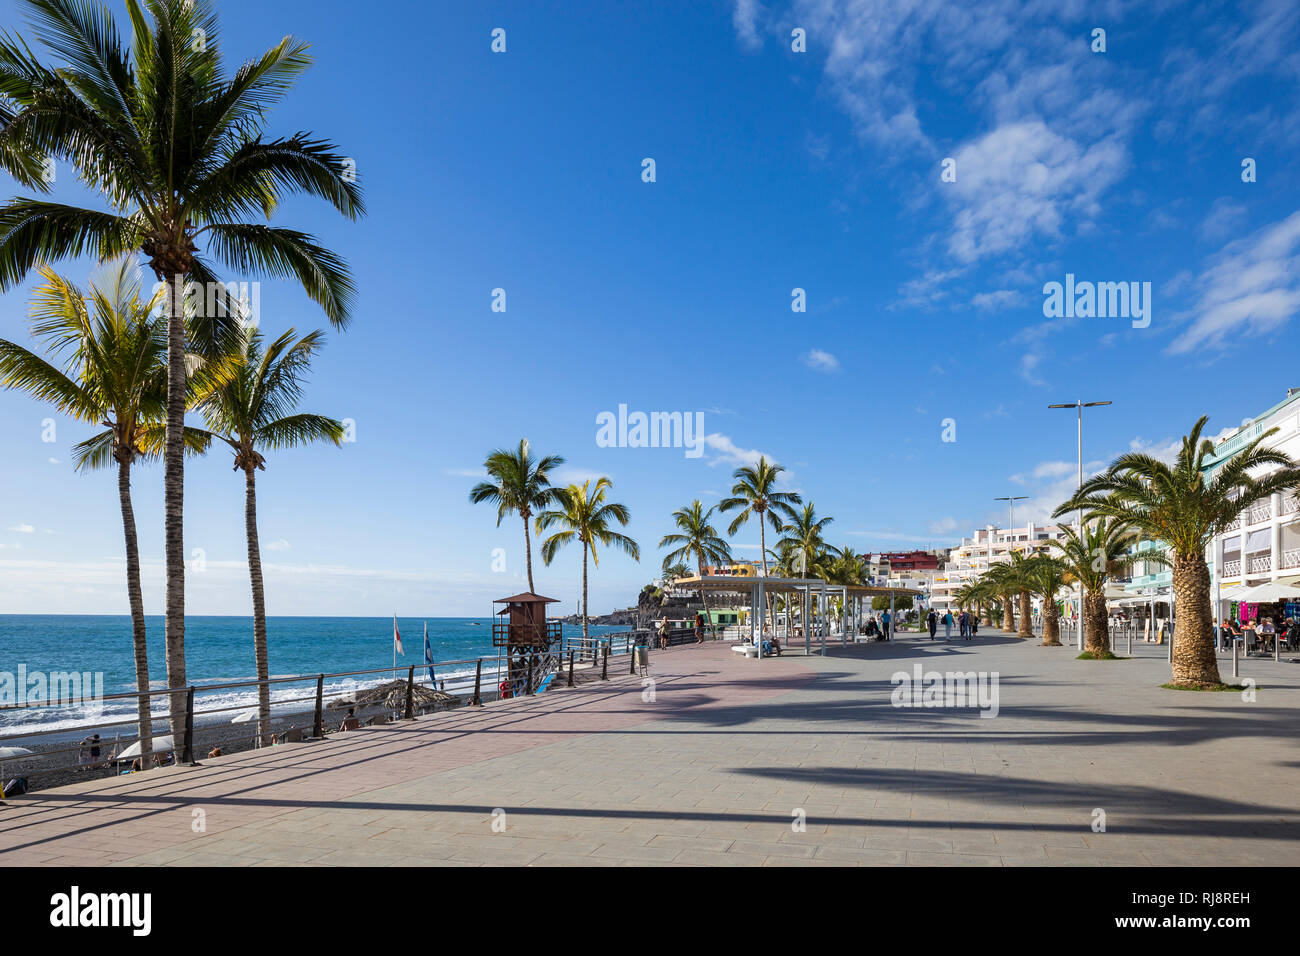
(1018, 352), (1045, 386)
(1199, 198), (1248, 242)
(732, 0), (764, 51)
(927, 517), (958, 536)
(264, 539), (291, 552)
(944, 120), (1128, 264)
(971, 289), (1023, 311)
(703, 433), (768, 469)
(802, 348), (840, 372)
(1168, 208), (1300, 354)
(8, 524), (35, 534)
(443, 467), (487, 478)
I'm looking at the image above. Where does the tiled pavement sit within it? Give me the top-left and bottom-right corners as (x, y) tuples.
(1, 632), (1297, 866)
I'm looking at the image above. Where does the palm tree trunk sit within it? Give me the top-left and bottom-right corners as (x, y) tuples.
(1003, 593), (1016, 632)
(1171, 554), (1221, 685)
(162, 273), (188, 742)
(523, 515), (535, 592)
(1041, 596), (1061, 645)
(581, 540), (589, 644)
(244, 467), (272, 745)
(1017, 590), (1033, 638)
(1084, 588), (1110, 656)
(697, 560), (716, 640)
(981, 603), (992, 627)
(118, 455), (152, 759)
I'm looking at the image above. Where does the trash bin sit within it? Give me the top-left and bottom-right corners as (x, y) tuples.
(634, 645), (649, 669)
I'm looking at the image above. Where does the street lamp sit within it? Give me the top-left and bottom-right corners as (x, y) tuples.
(1048, 400), (1113, 648)
(994, 495), (1029, 535)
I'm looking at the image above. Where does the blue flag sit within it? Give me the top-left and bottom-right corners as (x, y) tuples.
(424, 621), (436, 685)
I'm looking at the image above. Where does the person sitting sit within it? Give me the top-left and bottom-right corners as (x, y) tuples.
(1259, 617), (1276, 653)
(207, 746), (223, 759)
(338, 707), (361, 732)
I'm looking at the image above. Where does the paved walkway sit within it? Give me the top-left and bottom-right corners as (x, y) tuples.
(1, 633), (1296, 866)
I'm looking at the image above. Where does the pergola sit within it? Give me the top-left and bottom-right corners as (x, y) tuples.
(672, 575), (922, 658)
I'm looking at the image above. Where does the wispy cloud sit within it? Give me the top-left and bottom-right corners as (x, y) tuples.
(1169, 208), (1300, 354)
(802, 348), (840, 372)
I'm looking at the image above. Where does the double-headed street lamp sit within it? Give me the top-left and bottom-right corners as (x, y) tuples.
(1048, 400), (1113, 648)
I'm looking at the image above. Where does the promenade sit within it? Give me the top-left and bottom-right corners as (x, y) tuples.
(1, 632), (1296, 866)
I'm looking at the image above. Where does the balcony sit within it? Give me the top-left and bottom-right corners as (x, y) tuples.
(1248, 553), (1272, 573)
(1282, 548), (1300, 570)
(1284, 495), (1300, 517)
(1223, 558), (1241, 576)
(1247, 502), (1272, 524)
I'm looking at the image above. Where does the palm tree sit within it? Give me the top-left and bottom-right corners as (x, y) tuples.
(1004, 550), (1037, 639)
(983, 564), (1018, 633)
(196, 327), (343, 744)
(718, 456), (801, 576)
(537, 478), (639, 645)
(469, 439), (565, 593)
(0, 259), (211, 757)
(0, 0), (365, 737)
(1049, 514), (1144, 656)
(1057, 415), (1300, 685)
(775, 503), (839, 579)
(1022, 554), (1071, 646)
(824, 546), (867, 586)
(660, 500), (732, 639)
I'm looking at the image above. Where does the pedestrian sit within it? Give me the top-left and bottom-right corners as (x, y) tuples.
(694, 610), (705, 644)
(927, 608), (937, 641)
(881, 609), (891, 640)
(958, 610), (967, 638)
(970, 615), (978, 640)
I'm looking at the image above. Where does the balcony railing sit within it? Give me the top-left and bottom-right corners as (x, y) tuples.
(1282, 548), (1300, 570)
(1223, 559), (1241, 576)
(1284, 495), (1300, 517)
(1224, 517), (1241, 532)
(1247, 502), (1272, 524)
(1248, 554), (1272, 573)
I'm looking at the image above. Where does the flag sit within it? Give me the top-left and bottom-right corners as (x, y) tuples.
(424, 621), (436, 684)
(393, 613), (404, 656)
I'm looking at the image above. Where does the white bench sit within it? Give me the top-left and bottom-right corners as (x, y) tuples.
(731, 644), (758, 657)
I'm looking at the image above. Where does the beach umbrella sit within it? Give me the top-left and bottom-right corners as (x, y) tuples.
(347, 680), (457, 713)
(0, 746), (32, 759)
(116, 735), (174, 760)
(232, 710), (258, 723)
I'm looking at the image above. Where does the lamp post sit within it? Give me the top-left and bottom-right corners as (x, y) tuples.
(1048, 400), (1112, 649)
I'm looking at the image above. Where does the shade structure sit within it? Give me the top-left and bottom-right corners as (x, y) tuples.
(116, 735), (174, 760)
(1234, 581), (1300, 604)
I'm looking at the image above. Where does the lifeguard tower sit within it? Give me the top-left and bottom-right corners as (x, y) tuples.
(492, 591), (562, 695)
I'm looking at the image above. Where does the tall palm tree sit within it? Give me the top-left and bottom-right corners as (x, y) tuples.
(0, 0), (365, 737)
(196, 327), (342, 744)
(718, 456), (801, 577)
(824, 546), (867, 586)
(537, 478), (639, 644)
(469, 439), (565, 593)
(1003, 550), (1037, 639)
(0, 259), (211, 756)
(1022, 554), (1071, 646)
(1057, 415), (1300, 685)
(660, 500), (732, 640)
(1047, 513), (1144, 656)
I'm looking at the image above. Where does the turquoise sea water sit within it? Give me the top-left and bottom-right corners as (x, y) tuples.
(0, 614), (625, 735)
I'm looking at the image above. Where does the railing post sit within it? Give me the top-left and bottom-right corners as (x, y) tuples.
(526, 654), (535, 695)
(1233, 637), (1239, 678)
(404, 665), (415, 720)
(472, 659), (483, 706)
(567, 651), (575, 687)
(630, 647), (636, 676)
(601, 645), (609, 681)
(313, 675), (324, 738)
(182, 686), (195, 765)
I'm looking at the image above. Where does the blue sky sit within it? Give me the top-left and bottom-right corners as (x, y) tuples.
(1, 0), (1299, 617)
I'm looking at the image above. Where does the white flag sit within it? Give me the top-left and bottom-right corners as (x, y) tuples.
(393, 613), (404, 656)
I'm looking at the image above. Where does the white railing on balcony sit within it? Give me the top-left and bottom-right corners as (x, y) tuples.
(1284, 495), (1300, 517)
(1223, 559), (1241, 576)
(1224, 517), (1241, 532)
(1247, 502), (1272, 524)
(1282, 548), (1300, 570)
(1248, 554), (1272, 573)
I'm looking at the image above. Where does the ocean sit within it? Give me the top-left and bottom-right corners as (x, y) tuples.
(0, 614), (628, 738)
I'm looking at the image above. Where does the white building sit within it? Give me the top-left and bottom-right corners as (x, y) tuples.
(1204, 388), (1300, 603)
(930, 522), (1070, 611)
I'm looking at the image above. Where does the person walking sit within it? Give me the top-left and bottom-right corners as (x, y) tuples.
(969, 615), (978, 640)
(943, 610), (952, 640)
(881, 609), (891, 641)
(927, 608), (937, 641)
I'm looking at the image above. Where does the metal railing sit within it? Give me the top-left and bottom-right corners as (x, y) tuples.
(0, 647), (565, 792)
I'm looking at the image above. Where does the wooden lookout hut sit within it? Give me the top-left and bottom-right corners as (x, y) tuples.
(492, 592), (561, 695)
